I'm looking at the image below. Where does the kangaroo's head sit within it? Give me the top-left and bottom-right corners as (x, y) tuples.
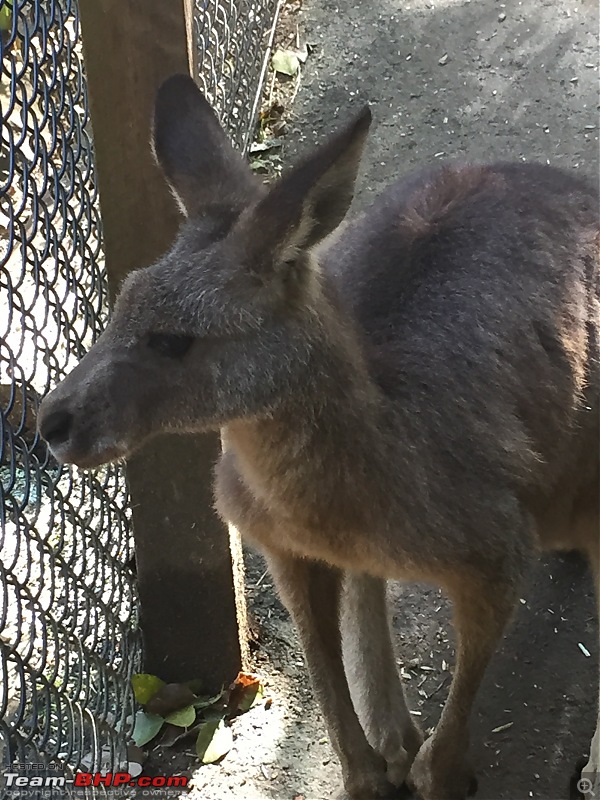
(37, 76), (371, 468)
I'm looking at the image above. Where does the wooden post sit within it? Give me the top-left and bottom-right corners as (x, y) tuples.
(77, 0), (248, 690)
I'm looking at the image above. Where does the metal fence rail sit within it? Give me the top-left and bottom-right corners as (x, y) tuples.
(0, 0), (278, 786)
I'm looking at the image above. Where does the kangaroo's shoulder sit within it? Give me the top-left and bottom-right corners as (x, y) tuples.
(322, 160), (597, 312)
(332, 160), (596, 260)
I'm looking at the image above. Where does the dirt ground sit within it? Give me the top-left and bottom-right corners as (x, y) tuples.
(151, 0), (599, 798)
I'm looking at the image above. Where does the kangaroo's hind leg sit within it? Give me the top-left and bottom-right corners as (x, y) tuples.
(409, 569), (522, 800)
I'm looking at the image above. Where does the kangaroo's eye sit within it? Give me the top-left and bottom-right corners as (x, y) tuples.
(147, 332), (194, 358)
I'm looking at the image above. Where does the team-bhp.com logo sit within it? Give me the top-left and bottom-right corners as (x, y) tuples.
(3, 769), (188, 794)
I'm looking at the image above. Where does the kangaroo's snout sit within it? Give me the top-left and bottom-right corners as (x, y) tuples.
(38, 386), (129, 468)
(37, 388), (84, 465)
(37, 353), (129, 469)
(38, 405), (73, 450)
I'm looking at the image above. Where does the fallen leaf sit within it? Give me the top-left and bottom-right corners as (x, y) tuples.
(165, 704), (197, 728)
(145, 683), (197, 717)
(155, 722), (195, 748)
(126, 744), (146, 774)
(196, 718), (233, 764)
(131, 673), (166, 706)
(296, 43), (309, 63)
(250, 158), (269, 173)
(132, 711), (164, 747)
(240, 682), (264, 712)
(128, 760), (143, 779)
(193, 690), (225, 710)
(249, 139), (283, 153)
(272, 49), (300, 76)
(0, 1), (12, 32)
(227, 672), (264, 715)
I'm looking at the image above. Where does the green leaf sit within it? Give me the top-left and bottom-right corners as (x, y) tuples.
(192, 690), (225, 709)
(165, 704), (196, 728)
(195, 718), (233, 764)
(202, 706), (229, 723)
(132, 673), (166, 706)
(0, 2), (13, 32)
(272, 49), (300, 77)
(132, 711), (164, 747)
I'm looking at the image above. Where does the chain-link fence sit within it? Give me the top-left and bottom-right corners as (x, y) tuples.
(194, 0), (279, 151)
(0, 0), (279, 790)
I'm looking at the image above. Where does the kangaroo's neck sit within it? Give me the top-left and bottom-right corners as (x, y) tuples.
(224, 300), (399, 527)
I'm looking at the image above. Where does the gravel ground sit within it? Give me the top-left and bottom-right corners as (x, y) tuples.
(150, 0), (599, 797)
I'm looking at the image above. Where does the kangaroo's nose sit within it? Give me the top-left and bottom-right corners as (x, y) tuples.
(39, 408), (73, 448)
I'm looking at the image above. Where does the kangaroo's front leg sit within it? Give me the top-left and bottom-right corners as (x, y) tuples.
(342, 572), (423, 786)
(267, 552), (398, 799)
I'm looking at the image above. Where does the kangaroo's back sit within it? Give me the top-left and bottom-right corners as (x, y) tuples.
(322, 163), (599, 528)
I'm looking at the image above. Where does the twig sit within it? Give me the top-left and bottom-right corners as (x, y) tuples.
(256, 568), (270, 587)
(290, 67), (302, 106)
(267, 69), (277, 106)
(426, 674), (450, 700)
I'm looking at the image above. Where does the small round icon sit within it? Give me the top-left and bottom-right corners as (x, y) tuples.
(578, 777), (594, 796)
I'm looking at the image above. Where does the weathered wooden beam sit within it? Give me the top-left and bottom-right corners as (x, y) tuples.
(78, 0), (247, 690)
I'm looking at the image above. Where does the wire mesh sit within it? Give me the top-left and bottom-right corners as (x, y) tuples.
(194, 0), (280, 152)
(0, 0), (140, 790)
(0, 0), (279, 792)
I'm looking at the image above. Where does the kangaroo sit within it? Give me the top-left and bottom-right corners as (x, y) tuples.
(38, 75), (599, 799)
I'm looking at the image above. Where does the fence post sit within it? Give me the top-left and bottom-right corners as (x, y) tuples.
(77, 0), (248, 690)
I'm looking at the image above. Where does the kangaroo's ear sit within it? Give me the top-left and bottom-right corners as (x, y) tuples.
(153, 74), (257, 218)
(235, 105), (372, 274)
